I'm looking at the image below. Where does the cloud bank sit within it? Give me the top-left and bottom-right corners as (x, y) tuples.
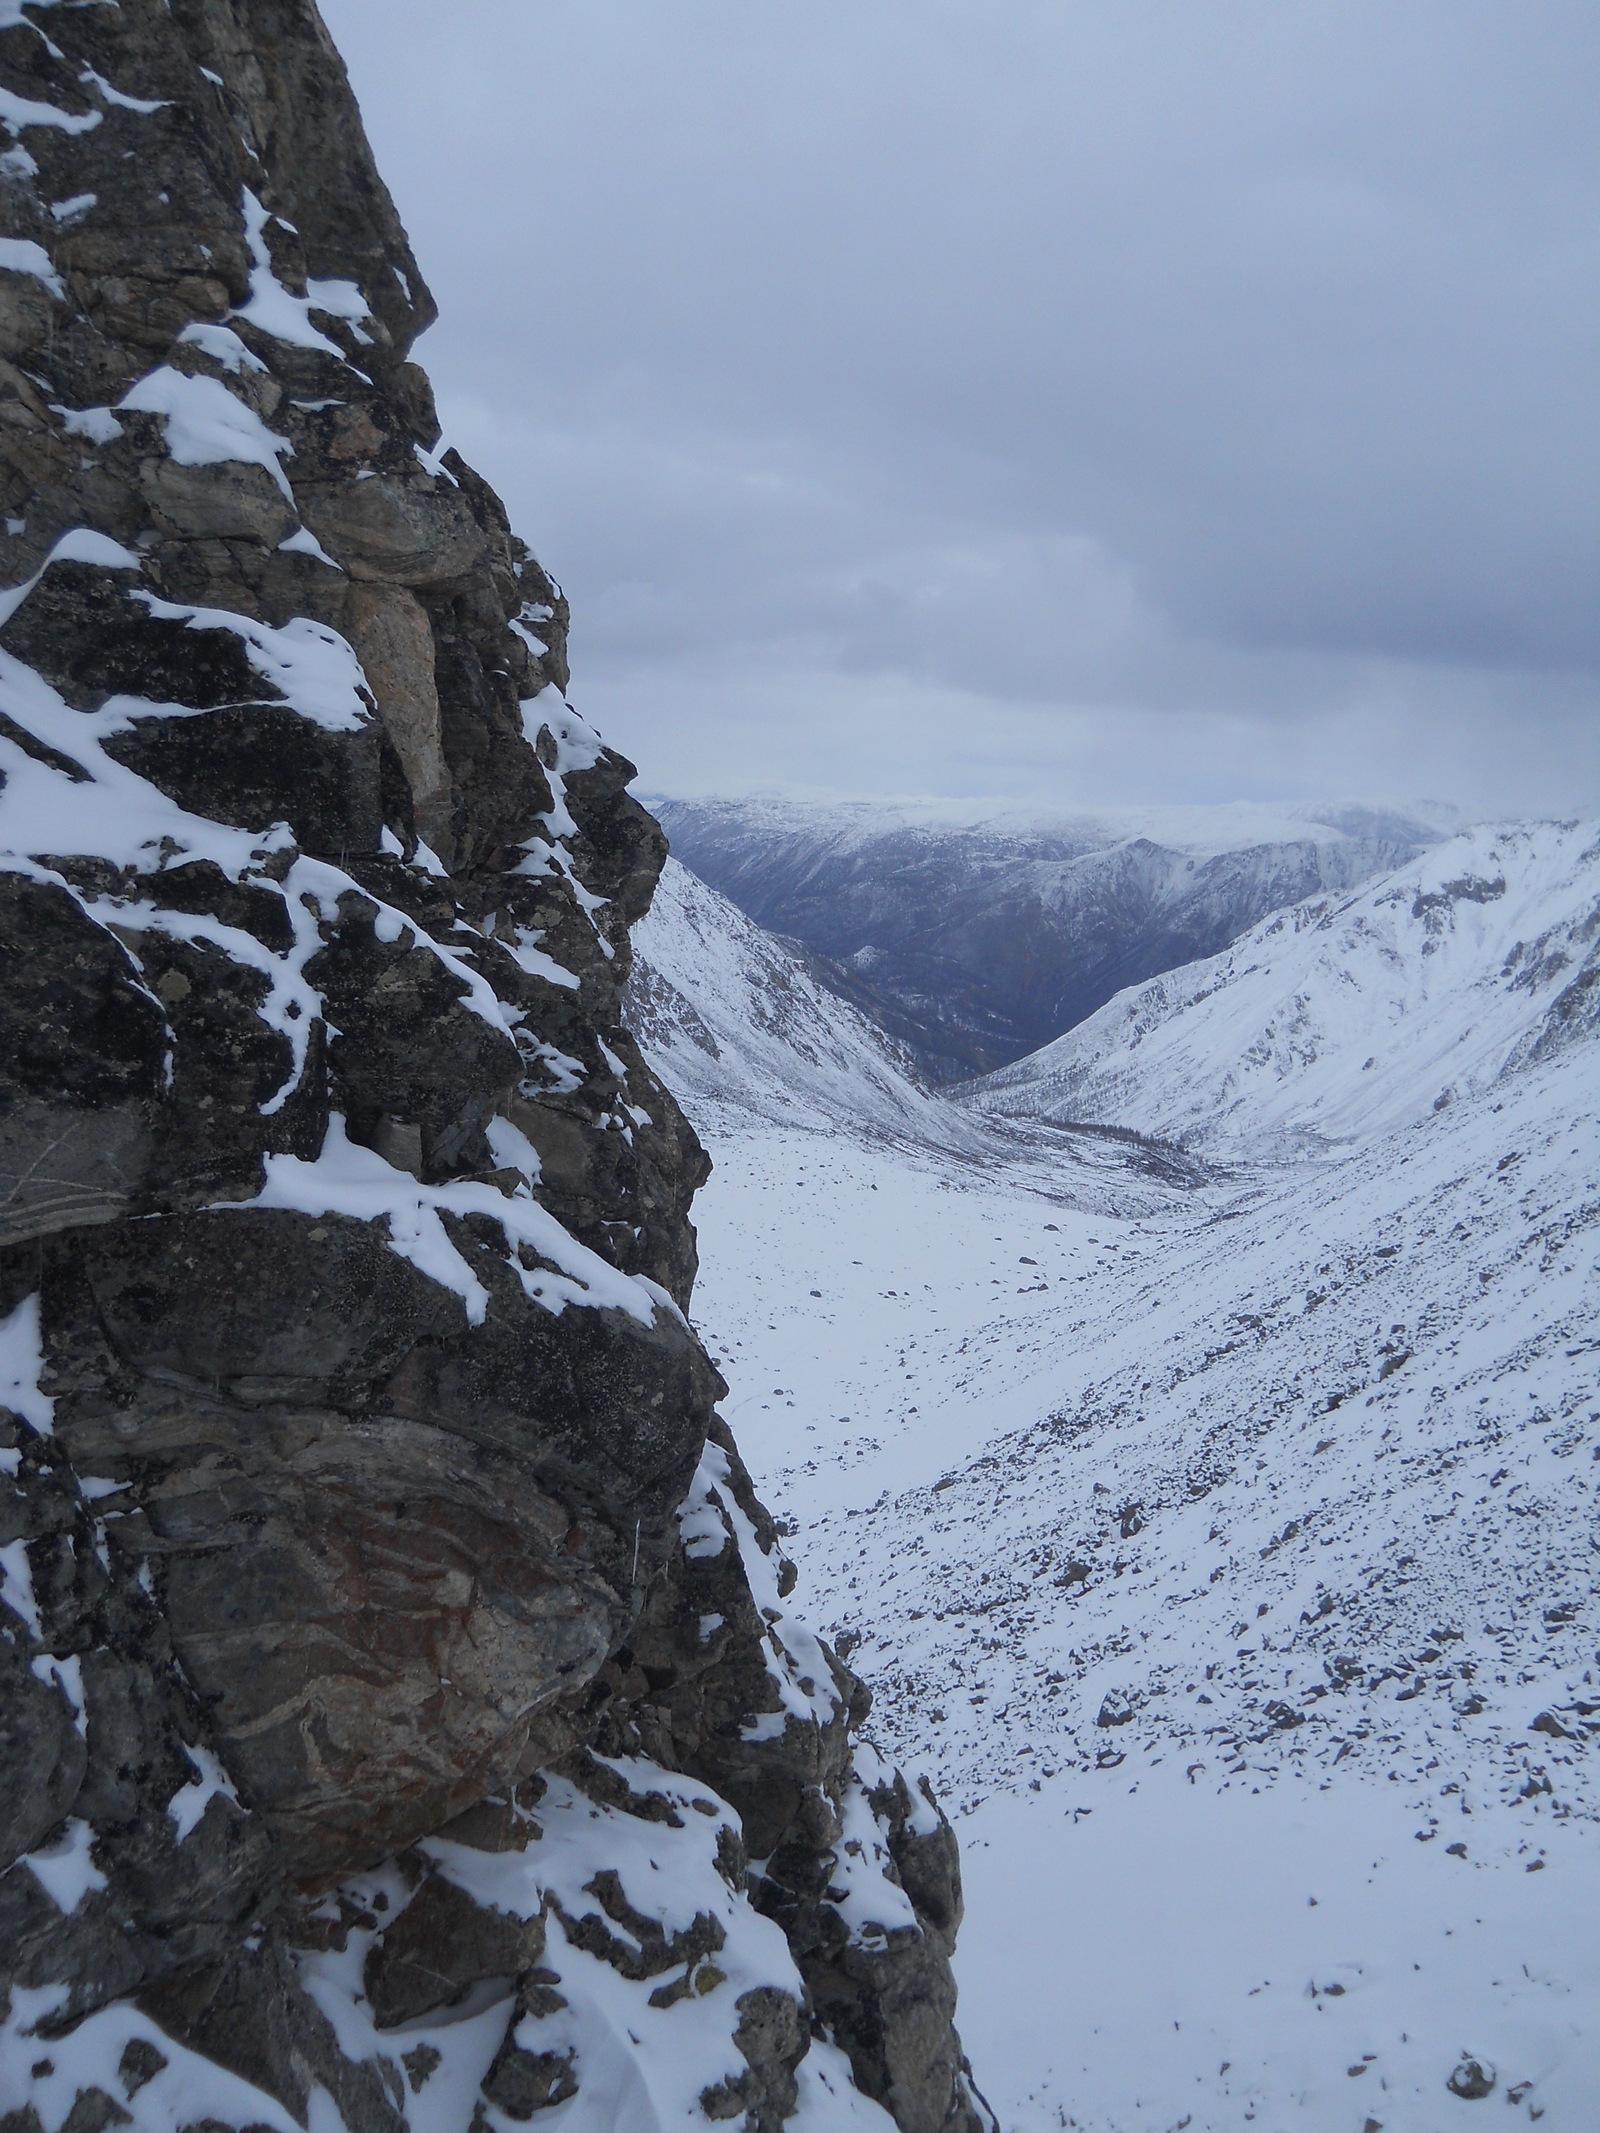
(321, 0), (1599, 813)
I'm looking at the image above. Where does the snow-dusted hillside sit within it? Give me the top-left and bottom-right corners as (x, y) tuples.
(626, 856), (956, 1139)
(966, 818), (1600, 1159)
(632, 823), (1600, 2131)
(652, 795), (1445, 1078)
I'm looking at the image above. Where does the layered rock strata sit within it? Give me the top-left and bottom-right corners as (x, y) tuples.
(0, 4), (985, 2130)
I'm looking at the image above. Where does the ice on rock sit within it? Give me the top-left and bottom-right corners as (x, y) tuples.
(244, 1114), (677, 1329)
(30, 1653), (86, 1738)
(233, 189), (369, 359)
(514, 695), (616, 958)
(677, 1465), (732, 1562)
(0, 527), (142, 630)
(0, 1986), (302, 2133)
(0, 82), (102, 135)
(289, 1760), (888, 2133)
(53, 402), (123, 443)
(482, 1111), (543, 1186)
(125, 596), (373, 731)
(0, 614), (531, 1127)
(0, 1535), (41, 1634)
(678, 1441), (844, 1738)
(77, 66), (167, 117)
(500, 922), (582, 991)
(177, 319), (268, 375)
(825, 1750), (922, 1949)
(276, 523), (342, 567)
(19, 1819), (106, 1914)
(415, 1764), (803, 2129)
(303, 277), (372, 338)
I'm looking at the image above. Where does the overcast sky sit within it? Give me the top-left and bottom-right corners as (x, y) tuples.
(320, 1), (1598, 816)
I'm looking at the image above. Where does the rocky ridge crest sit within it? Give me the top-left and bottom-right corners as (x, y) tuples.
(0, 5), (984, 2129)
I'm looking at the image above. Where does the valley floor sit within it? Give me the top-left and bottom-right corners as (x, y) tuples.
(677, 1060), (1600, 2132)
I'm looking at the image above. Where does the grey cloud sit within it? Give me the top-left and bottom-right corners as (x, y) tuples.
(321, 0), (1599, 808)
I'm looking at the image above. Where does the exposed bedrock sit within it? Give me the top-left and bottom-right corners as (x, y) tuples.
(0, 2), (983, 2129)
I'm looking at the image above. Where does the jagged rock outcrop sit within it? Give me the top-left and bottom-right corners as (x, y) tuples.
(0, 5), (984, 2130)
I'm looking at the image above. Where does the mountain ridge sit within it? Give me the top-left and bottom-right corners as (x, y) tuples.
(963, 816), (1600, 1158)
(650, 794), (1446, 1080)
(625, 858), (957, 1145)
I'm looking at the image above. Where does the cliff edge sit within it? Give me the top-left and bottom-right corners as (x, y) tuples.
(0, 5), (984, 2129)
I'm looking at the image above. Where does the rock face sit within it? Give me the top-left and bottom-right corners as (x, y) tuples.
(0, 7), (985, 2131)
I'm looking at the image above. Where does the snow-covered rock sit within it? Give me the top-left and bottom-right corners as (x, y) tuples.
(0, 11), (986, 2133)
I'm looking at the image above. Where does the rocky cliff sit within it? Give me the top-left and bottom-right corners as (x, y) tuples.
(0, 7), (985, 2129)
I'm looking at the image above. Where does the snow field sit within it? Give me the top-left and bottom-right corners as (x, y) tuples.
(958, 1769), (1600, 2131)
(639, 827), (1600, 2130)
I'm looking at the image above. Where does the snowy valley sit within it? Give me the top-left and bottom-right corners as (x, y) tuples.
(630, 823), (1600, 2132)
(649, 798), (1445, 1082)
(0, 8), (1590, 2133)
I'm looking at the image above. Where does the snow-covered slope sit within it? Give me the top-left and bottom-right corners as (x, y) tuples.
(626, 856), (955, 1139)
(967, 818), (1600, 1159)
(635, 824), (1600, 2130)
(698, 1055), (1600, 2128)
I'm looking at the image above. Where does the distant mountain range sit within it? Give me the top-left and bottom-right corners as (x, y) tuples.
(648, 796), (1449, 1080)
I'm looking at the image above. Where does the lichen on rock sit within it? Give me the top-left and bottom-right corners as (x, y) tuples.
(0, 4), (985, 2128)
